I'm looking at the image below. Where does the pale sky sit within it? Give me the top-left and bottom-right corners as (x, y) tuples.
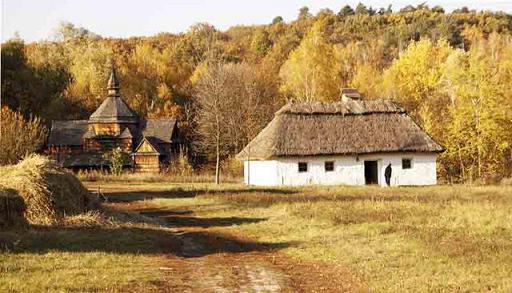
(2, 0), (511, 43)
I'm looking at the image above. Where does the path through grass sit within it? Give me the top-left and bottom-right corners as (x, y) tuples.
(2, 182), (511, 292)
(129, 183), (512, 292)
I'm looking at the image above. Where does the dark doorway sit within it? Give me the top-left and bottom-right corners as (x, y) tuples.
(364, 161), (378, 185)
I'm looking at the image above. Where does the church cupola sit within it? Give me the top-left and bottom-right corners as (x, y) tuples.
(107, 67), (120, 97)
(88, 66), (138, 139)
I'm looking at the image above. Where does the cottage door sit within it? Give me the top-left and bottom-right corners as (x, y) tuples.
(364, 161), (378, 185)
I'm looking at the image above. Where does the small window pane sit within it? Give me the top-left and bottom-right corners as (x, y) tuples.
(402, 158), (412, 169)
(298, 162), (308, 172)
(325, 161), (334, 172)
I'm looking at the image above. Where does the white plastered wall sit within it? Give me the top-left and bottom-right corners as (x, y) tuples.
(243, 152), (438, 187)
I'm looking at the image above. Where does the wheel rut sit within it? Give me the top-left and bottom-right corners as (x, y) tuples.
(146, 209), (295, 292)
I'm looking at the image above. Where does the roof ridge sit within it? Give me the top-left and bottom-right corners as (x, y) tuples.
(144, 118), (177, 121)
(276, 99), (404, 116)
(52, 119), (88, 122)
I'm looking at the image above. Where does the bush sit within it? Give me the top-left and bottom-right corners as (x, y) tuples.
(103, 147), (130, 176)
(0, 155), (94, 225)
(501, 177), (512, 186)
(0, 107), (47, 165)
(168, 147), (193, 177)
(221, 156), (243, 177)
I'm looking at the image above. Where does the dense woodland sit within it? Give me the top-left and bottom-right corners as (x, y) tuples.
(2, 3), (512, 182)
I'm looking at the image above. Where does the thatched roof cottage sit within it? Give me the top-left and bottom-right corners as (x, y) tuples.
(237, 90), (444, 186)
(47, 68), (179, 172)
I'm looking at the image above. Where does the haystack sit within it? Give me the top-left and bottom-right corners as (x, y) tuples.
(0, 155), (92, 224)
(0, 188), (27, 227)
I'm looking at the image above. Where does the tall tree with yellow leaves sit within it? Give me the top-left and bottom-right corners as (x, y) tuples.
(441, 32), (512, 180)
(279, 22), (341, 102)
(381, 38), (455, 160)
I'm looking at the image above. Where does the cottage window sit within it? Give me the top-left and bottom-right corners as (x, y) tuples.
(298, 162), (308, 173)
(402, 158), (412, 169)
(325, 161), (334, 172)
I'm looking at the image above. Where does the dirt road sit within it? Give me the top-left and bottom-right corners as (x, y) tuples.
(99, 185), (364, 292)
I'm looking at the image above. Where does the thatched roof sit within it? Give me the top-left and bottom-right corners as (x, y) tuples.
(237, 100), (444, 160)
(89, 96), (138, 123)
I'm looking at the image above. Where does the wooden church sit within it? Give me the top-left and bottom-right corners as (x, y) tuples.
(48, 68), (179, 172)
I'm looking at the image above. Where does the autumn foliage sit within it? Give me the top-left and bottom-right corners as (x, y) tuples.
(1, 4), (511, 181)
(0, 107), (47, 165)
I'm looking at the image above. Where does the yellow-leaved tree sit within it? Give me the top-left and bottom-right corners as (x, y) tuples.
(381, 38), (454, 124)
(441, 32), (512, 181)
(381, 38), (455, 170)
(279, 22), (341, 102)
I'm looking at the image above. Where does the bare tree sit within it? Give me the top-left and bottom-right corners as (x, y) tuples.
(194, 61), (278, 184)
(194, 62), (232, 184)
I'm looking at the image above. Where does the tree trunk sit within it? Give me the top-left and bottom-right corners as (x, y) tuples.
(215, 116), (221, 185)
(457, 145), (465, 181)
(215, 142), (220, 185)
(247, 145), (250, 185)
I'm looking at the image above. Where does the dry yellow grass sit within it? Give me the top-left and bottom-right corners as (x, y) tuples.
(142, 183), (512, 292)
(0, 201), (171, 292)
(78, 169), (243, 184)
(2, 181), (511, 292)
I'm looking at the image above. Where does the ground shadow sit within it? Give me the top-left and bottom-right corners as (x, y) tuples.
(101, 187), (298, 203)
(1, 201), (290, 257)
(0, 223), (292, 257)
(139, 209), (265, 228)
(174, 230), (293, 258)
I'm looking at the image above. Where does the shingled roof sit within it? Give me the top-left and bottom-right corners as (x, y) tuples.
(48, 119), (176, 147)
(89, 96), (138, 123)
(139, 119), (177, 143)
(47, 67), (178, 170)
(89, 67), (138, 123)
(58, 153), (110, 167)
(237, 99), (444, 160)
(133, 136), (163, 155)
(48, 120), (88, 146)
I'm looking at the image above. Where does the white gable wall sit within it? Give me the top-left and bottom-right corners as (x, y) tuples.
(244, 152), (438, 187)
(244, 160), (279, 185)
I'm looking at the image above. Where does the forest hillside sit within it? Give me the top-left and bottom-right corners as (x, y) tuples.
(2, 3), (512, 182)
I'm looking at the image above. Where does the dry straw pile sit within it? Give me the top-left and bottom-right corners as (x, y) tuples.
(0, 188), (27, 227)
(0, 155), (92, 225)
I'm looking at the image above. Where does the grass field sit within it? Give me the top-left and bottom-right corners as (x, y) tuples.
(192, 184), (512, 292)
(0, 208), (172, 292)
(1, 182), (511, 292)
